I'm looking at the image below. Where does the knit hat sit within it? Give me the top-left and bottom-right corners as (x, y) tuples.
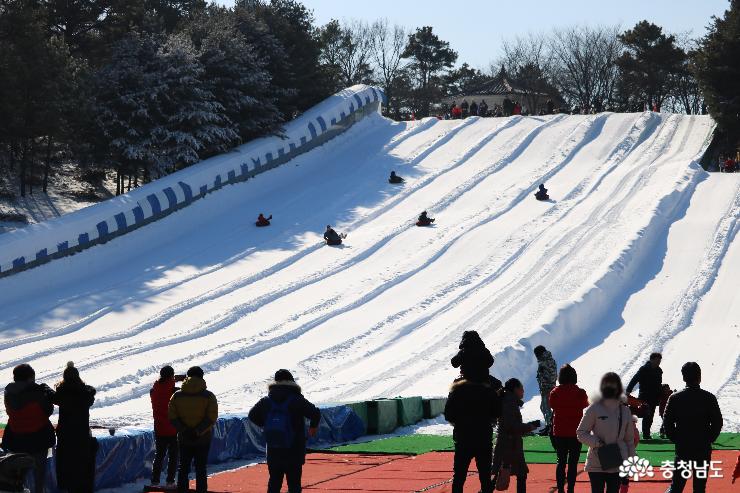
(275, 369), (294, 382)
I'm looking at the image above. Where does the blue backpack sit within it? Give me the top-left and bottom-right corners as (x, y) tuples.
(264, 395), (296, 449)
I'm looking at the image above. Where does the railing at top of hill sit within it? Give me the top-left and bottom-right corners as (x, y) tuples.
(0, 85), (385, 279)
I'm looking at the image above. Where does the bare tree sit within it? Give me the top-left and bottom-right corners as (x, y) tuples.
(370, 18), (407, 115)
(498, 32), (555, 113)
(667, 33), (703, 114)
(549, 25), (622, 112)
(319, 19), (374, 89)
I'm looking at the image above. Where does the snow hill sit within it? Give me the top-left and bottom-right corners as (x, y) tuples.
(1, 110), (738, 432)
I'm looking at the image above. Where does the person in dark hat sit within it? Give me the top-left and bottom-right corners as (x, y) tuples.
(249, 370), (321, 493)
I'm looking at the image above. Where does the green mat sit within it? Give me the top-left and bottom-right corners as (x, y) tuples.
(330, 433), (740, 466)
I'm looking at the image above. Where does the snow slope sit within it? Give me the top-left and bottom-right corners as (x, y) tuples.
(1, 111), (736, 432)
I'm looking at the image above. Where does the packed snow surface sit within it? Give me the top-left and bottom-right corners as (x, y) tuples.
(1, 112), (737, 432)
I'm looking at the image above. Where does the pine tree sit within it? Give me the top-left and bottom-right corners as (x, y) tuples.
(402, 26), (457, 117)
(695, 0), (740, 142)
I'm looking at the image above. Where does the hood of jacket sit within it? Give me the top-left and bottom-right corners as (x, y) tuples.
(267, 380), (301, 403)
(180, 377), (207, 394)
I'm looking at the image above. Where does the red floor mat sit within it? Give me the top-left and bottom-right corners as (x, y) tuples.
(204, 450), (739, 492)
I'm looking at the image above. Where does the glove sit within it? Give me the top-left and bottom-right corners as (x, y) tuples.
(308, 427), (318, 438)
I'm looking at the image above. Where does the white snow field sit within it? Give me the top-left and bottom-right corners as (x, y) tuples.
(1, 111), (738, 432)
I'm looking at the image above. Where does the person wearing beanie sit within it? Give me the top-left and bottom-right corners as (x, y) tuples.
(53, 362), (98, 493)
(150, 366), (185, 487)
(2, 363), (56, 493)
(168, 366), (218, 493)
(249, 369), (321, 493)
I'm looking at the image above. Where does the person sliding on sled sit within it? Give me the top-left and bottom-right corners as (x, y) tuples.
(535, 184), (549, 201)
(388, 171), (404, 184)
(324, 225), (344, 246)
(416, 211), (435, 227)
(256, 213), (272, 227)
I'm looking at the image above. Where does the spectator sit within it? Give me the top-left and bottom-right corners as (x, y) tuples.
(513, 101), (522, 115)
(626, 352), (663, 440)
(469, 101), (479, 117)
(548, 364), (589, 493)
(546, 99), (555, 115)
(577, 372), (635, 493)
(663, 362), (723, 493)
(168, 366), (218, 493)
(502, 98), (514, 116)
(444, 369), (500, 493)
(460, 100), (469, 118)
(53, 363), (97, 493)
(451, 105), (462, 119)
(493, 378), (538, 493)
(150, 366), (184, 487)
(534, 345), (557, 435)
(2, 364), (55, 493)
(479, 100), (489, 117)
(451, 330), (495, 384)
(248, 369), (321, 493)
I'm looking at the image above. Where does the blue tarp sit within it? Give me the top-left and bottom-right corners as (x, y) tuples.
(33, 405), (364, 492)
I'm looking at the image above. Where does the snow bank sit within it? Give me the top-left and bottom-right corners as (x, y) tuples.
(0, 85), (385, 277)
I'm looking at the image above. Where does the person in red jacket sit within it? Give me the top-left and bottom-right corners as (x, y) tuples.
(2, 364), (55, 493)
(549, 364), (589, 493)
(513, 102), (522, 115)
(451, 105), (462, 119)
(150, 366), (184, 486)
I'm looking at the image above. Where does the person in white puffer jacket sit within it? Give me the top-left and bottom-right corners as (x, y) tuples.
(577, 372), (636, 493)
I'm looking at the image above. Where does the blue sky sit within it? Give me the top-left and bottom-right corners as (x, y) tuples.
(214, 0), (729, 69)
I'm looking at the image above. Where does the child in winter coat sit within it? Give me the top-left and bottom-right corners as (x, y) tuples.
(451, 331), (494, 383)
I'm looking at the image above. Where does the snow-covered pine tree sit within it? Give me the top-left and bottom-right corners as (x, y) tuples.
(193, 13), (283, 142)
(151, 33), (237, 172)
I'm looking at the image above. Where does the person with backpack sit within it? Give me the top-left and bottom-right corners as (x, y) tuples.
(53, 363), (98, 493)
(444, 370), (501, 493)
(548, 364), (589, 493)
(662, 362), (723, 493)
(577, 372), (635, 493)
(2, 364), (55, 493)
(493, 378), (539, 493)
(625, 352), (663, 440)
(168, 366), (218, 493)
(150, 366), (185, 488)
(248, 369), (321, 493)
(534, 345), (557, 435)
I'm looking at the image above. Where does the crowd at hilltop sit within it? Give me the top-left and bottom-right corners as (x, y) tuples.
(0, 338), (732, 493)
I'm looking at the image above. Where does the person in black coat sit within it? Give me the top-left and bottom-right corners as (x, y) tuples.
(534, 184), (549, 201)
(53, 363), (97, 493)
(451, 331), (495, 384)
(2, 364), (56, 493)
(323, 225), (343, 246)
(248, 370), (321, 493)
(444, 377), (500, 493)
(662, 362), (722, 493)
(416, 211), (434, 227)
(388, 171), (404, 184)
(626, 352), (663, 439)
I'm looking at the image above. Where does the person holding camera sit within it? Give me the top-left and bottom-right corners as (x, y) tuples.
(150, 366), (186, 487)
(493, 378), (540, 493)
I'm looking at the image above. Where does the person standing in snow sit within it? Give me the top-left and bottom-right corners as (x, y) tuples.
(549, 364), (589, 493)
(248, 369), (321, 493)
(493, 378), (539, 493)
(534, 345), (557, 435)
(388, 171), (404, 184)
(662, 362), (723, 493)
(444, 371), (500, 493)
(168, 366), (218, 493)
(469, 101), (479, 117)
(625, 352), (663, 440)
(460, 100), (469, 118)
(2, 364), (56, 493)
(53, 363), (98, 493)
(479, 100), (489, 117)
(150, 366), (184, 487)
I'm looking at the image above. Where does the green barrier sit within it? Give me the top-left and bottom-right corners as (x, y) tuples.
(345, 402), (368, 433)
(367, 399), (398, 435)
(396, 396), (423, 427)
(423, 398), (447, 419)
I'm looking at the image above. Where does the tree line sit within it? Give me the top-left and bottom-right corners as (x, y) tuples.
(1, 0), (738, 200)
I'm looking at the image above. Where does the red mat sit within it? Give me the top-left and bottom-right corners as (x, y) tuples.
(205, 450), (739, 492)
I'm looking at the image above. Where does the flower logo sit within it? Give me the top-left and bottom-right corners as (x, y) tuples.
(619, 456), (655, 481)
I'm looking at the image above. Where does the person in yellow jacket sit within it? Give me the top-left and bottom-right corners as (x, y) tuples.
(168, 366), (218, 493)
